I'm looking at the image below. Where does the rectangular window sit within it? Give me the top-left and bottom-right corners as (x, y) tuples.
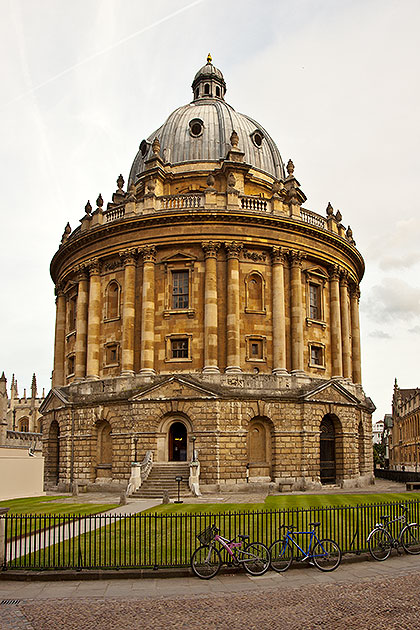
(67, 355), (75, 376)
(309, 283), (321, 320)
(172, 271), (189, 309)
(310, 345), (323, 366)
(246, 336), (266, 362)
(171, 338), (189, 359)
(105, 344), (119, 366)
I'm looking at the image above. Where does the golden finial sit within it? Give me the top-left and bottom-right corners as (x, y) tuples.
(207, 53), (212, 64)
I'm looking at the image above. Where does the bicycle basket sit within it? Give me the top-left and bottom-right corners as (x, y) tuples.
(197, 525), (217, 545)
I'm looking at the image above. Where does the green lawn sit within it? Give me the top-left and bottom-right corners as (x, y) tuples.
(141, 491), (420, 515)
(0, 496), (118, 542)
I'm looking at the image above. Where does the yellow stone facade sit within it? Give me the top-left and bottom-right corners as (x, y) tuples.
(41, 58), (374, 492)
(389, 381), (420, 471)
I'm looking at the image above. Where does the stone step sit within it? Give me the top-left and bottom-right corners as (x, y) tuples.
(129, 461), (192, 498)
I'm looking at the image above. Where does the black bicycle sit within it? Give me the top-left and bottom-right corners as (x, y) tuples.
(367, 505), (420, 561)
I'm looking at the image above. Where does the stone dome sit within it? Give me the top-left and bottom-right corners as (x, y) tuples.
(128, 57), (285, 184)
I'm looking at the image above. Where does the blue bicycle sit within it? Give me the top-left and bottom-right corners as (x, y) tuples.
(269, 522), (342, 572)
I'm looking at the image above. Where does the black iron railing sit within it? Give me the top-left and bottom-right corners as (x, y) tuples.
(1, 499), (419, 571)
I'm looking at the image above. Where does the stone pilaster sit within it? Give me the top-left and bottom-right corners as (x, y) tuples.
(74, 267), (89, 381)
(272, 247), (287, 374)
(225, 242), (242, 373)
(120, 249), (138, 376)
(86, 259), (101, 379)
(202, 241), (221, 373)
(289, 250), (305, 374)
(340, 271), (352, 380)
(350, 283), (362, 384)
(329, 265), (343, 378)
(140, 246), (156, 375)
(52, 283), (66, 387)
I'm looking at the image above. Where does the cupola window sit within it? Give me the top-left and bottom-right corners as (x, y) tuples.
(216, 86), (220, 97)
(140, 140), (150, 159)
(189, 118), (204, 138)
(204, 83), (210, 95)
(251, 130), (264, 148)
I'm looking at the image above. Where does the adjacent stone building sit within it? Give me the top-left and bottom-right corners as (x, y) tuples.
(389, 380), (420, 471)
(40, 56), (374, 493)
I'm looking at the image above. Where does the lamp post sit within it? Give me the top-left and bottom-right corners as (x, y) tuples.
(175, 476), (183, 504)
(191, 435), (196, 462)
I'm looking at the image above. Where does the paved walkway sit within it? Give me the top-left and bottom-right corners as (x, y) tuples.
(1, 553), (420, 629)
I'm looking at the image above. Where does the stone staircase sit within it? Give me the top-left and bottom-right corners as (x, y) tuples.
(130, 462), (191, 499)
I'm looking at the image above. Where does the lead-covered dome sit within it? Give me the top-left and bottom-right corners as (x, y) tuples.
(129, 56), (285, 184)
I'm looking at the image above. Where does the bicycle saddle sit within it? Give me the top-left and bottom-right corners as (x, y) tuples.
(308, 522), (320, 528)
(380, 515), (390, 522)
(238, 534), (250, 541)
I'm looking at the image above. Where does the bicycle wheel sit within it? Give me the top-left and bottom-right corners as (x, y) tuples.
(401, 524), (420, 555)
(242, 542), (270, 576)
(368, 528), (392, 561)
(312, 539), (342, 571)
(269, 538), (293, 572)
(191, 545), (222, 579)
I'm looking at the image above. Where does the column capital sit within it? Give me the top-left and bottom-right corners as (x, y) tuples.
(288, 249), (306, 267)
(86, 258), (101, 275)
(328, 264), (341, 280)
(225, 241), (243, 259)
(202, 241), (221, 259)
(74, 265), (88, 282)
(119, 248), (138, 266)
(271, 246), (287, 264)
(140, 245), (157, 263)
(349, 282), (361, 300)
(340, 269), (351, 286)
(55, 282), (65, 298)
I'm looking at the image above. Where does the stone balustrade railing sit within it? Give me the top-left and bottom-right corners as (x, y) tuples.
(160, 194), (203, 210)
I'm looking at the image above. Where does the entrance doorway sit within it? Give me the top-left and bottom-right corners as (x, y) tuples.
(169, 422), (187, 461)
(320, 415), (336, 484)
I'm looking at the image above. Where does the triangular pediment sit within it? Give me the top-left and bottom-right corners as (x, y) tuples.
(302, 380), (360, 405)
(39, 388), (71, 414)
(130, 377), (218, 401)
(161, 252), (197, 264)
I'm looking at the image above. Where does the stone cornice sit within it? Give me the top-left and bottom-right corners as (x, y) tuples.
(51, 210), (365, 283)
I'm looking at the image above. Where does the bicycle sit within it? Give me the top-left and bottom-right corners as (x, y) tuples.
(269, 522), (342, 572)
(191, 524), (270, 579)
(367, 504), (420, 561)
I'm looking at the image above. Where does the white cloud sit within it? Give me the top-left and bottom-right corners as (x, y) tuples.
(362, 278), (420, 322)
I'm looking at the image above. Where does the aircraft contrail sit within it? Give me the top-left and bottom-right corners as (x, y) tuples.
(5, 0), (204, 107)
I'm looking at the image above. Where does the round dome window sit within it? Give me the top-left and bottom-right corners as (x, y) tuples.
(140, 140), (150, 158)
(251, 131), (264, 148)
(189, 118), (204, 137)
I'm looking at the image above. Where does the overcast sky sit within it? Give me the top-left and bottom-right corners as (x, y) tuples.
(0, 0), (419, 422)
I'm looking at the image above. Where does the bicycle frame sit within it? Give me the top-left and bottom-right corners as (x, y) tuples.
(367, 513), (414, 545)
(281, 529), (327, 560)
(214, 534), (243, 562)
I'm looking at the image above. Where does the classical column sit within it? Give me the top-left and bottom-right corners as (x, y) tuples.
(202, 241), (220, 373)
(329, 265), (343, 378)
(86, 259), (101, 379)
(289, 250), (305, 374)
(52, 283), (66, 387)
(225, 242), (242, 373)
(272, 247), (287, 374)
(140, 246), (156, 375)
(74, 267), (89, 381)
(120, 249), (137, 376)
(340, 271), (352, 380)
(350, 283), (362, 384)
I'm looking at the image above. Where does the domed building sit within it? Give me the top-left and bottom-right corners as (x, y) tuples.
(40, 56), (374, 494)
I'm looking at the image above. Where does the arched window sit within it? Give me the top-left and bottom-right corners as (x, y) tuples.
(245, 272), (265, 313)
(106, 281), (120, 319)
(97, 420), (112, 466)
(204, 83), (210, 95)
(18, 416), (29, 432)
(68, 295), (77, 331)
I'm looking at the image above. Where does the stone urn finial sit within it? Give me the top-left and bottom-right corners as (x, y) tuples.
(336, 210), (342, 223)
(117, 174), (124, 191)
(326, 202), (334, 216)
(96, 194), (104, 209)
(85, 200), (92, 215)
(152, 137), (161, 155)
(230, 130), (239, 148)
(286, 159), (295, 176)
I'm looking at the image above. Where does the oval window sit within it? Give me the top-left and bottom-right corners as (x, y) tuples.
(140, 140), (149, 158)
(252, 131), (263, 147)
(189, 118), (204, 137)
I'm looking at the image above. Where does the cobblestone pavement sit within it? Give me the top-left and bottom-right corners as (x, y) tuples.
(2, 554), (420, 630)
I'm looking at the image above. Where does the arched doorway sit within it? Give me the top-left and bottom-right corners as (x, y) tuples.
(248, 417), (272, 480)
(320, 415), (336, 484)
(48, 420), (60, 486)
(169, 422), (187, 461)
(96, 420), (112, 479)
